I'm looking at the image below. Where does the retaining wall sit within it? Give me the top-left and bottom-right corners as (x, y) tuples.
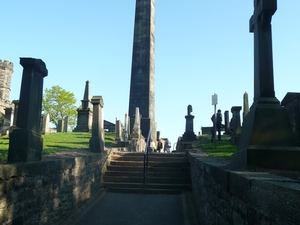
(188, 150), (300, 225)
(0, 150), (112, 225)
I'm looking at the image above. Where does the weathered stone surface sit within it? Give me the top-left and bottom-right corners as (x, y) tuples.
(0, 151), (111, 225)
(188, 151), (300, 225)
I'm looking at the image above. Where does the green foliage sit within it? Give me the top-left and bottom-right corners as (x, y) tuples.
(0, 132), (117, 162)
(194, 134), (237, 160)
(42, 85), (77, 131)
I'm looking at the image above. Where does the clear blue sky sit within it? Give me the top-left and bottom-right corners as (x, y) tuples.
(2, 1), (300, 147)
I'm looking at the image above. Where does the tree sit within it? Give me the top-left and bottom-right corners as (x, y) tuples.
(42, 85), (77, 130)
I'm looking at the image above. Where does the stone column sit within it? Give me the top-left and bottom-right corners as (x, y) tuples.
(8, 58), (48, 163)
(230, 106), (242, 145)
(224, 110), (230, 134)
(243, 92), (249, 120)
(89, 96), (104, 153)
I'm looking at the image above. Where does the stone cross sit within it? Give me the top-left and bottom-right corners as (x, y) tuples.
(250, 0), (277, 102)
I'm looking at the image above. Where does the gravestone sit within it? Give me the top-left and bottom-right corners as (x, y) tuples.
(12, 100), (19, 126)
(41, 113), (50, 135)
(224, 110), (231, 134)
(182, 105), (197, 142)
(243, 92), (249, 120)
(89, 96), (104, 153)
(73, 80), (93, 132)
(128, 107), (146, 152)
(8, 58), (48, 163)
(128, 0), (156, 141)
(115, 119), (123, 142)
(57, 119), (64, 132)
(64, 116), (68, 132)
(230, 106), (242, 145)
(1, 107), (13, 135)
(231, 1), (300, 170)
(281, 92), (300, 146)
(122, 113), (129, 142)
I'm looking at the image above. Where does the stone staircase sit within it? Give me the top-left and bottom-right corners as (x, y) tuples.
(101, 151), (191, 194)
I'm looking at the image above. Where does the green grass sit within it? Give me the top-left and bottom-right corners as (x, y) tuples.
(0, 132), (117, 163)
(193, 134), (237, 160)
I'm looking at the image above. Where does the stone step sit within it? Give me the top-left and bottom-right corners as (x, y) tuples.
(109, 161), (190, 168)
(113, 152), (186, 158)
(106, 187), (182, 194)
(102, 182), (191, 192)
(103, 176), (191, 184)
(106, 165), (190, 173)
(104, 171), (190, 177)
(111, 155), (189, 163)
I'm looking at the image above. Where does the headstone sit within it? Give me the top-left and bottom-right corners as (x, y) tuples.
(8, 58), (47, 163)
(243, 92), (249, 120)
(122, 113), (129, 142)
(89, 96), (105, 153)
(230, 106), (242, 145)
(231, 1), (300, 171)
(41, 113), (50, 135)
(128, 0), (156, 141)
(73, 80), (93, 132)
(12, 100), (19, 126)
(224, 110), (231, 134)
(181, 105), (197, 149)
(131, 107), (142, 139)
(64, 116), (68, 132)
(57, 119), (64, 132)
(115, 119), (123, 142)
(281, 92), (300, 146)
(1, 107), (14, 135)
(128, 107), (146, 152)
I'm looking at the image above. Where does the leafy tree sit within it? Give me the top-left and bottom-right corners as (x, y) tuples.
(42, 85), (77, 130)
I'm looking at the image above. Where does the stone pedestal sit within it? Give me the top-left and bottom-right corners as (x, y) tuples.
(230, 106), (242, 145)
(8, 58), (48, 163)
(231, 98), (300, 170)
(89, 96), (104, 153)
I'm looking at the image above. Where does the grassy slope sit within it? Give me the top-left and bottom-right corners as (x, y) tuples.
(193, 134), (237, 160)
(0, 132), (116, 162)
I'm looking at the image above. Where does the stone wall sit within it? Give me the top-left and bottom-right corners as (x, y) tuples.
(188, 151), (300, 225)
(0, 150), (113, 225)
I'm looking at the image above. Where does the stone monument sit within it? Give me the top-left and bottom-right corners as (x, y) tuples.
(8, 58), (48, 163)
(128, 0), (156, 141)
(0, 60), (14, 114)
(231, 1), (300, 170)
(181, 105), (197, 143)
(128, 107), (146, 152)
(73, 80), (92, 132)
(89, 96), (104, 153)
(230, 106), (242, 145)
(281, 92), (300, 147)
(243, 92), (249, 120)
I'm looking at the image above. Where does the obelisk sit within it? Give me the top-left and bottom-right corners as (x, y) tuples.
(128, 0), (156, 140)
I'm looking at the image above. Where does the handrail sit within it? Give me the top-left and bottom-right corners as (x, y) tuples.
(143, 128), (152, 187)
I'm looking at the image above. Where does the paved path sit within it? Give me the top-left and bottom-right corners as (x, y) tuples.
(63, 190), (190, 225)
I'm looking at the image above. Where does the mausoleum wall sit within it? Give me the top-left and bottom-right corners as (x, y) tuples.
(188, 151), (300, 225)
(0, 150), (112, 225)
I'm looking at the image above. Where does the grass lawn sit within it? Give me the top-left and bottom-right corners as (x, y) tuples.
(193, 134), (237, 160)
(0, 132), (117, 163)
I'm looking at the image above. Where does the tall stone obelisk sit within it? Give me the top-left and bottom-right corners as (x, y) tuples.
(128, 0), (156, 140)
